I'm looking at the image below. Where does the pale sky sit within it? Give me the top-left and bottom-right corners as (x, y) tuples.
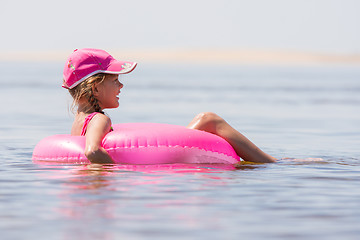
(1, 0), (359, 55)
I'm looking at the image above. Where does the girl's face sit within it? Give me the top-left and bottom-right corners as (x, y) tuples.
(95, 74), (123, 109)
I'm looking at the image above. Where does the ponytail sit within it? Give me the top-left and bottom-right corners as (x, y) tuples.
(68, 73), (106, 114)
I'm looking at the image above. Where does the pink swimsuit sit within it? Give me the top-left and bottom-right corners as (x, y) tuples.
(80, 112), (99, 136)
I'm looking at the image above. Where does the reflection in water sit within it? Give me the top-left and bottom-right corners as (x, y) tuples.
(20, 157), (360, 240)
(38, 163), (240, 239)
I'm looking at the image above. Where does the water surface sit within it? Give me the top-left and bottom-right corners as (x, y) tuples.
(1, 61), (359, 239)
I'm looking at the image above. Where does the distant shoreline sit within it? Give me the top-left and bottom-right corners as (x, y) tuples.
(1, 48), (360, 66)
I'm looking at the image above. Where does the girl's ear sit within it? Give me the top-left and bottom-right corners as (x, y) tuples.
(92, 83), (100, 97)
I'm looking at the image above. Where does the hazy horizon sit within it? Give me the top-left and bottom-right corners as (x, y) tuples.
(1, 0), (359, 64)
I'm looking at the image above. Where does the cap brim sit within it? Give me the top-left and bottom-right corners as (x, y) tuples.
(105, 60), (137, 74)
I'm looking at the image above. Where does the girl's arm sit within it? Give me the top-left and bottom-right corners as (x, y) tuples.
(84, 114), (114, 164)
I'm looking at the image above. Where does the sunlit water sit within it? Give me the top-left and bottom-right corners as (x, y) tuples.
(1, 61), (359, 239)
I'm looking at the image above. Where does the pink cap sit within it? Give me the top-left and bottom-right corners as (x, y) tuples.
(62, 48), (137, 89)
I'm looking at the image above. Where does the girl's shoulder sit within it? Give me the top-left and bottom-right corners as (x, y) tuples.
(85, 112), (108, 124)
(71, 112), (112, 136)
(89, 112), (112, 125)
(84, 112), (112, 136)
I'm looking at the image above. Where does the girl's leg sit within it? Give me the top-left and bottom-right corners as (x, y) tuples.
(187, 112), (276, 163)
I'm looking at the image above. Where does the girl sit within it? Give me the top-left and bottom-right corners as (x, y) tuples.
(63, 48), (276, 164)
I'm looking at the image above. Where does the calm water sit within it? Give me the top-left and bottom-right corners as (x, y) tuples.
(1, 61), (360, 240)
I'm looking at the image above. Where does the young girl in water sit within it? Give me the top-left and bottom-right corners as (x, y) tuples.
(63, 48), (276, 164)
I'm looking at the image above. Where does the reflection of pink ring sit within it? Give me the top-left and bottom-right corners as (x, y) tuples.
(32, 123), (240, 165)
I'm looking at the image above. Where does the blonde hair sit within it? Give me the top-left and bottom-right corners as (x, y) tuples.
(68, 73), (106, 114)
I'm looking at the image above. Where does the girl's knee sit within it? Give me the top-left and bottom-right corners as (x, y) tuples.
(196, 112), (221, 122)
(191, 112), (224, 133)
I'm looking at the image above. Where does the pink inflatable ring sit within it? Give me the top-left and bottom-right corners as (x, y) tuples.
(32, 123), (241, 164)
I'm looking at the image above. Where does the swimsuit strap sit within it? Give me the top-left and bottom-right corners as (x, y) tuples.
(80, 112), (100, 136)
